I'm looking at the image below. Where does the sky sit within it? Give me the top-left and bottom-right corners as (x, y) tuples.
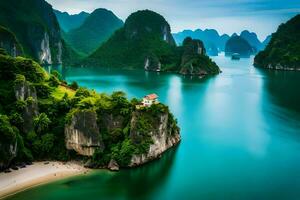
(46, 0), (300, 40)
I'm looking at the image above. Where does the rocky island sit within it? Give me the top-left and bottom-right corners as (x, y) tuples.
(0, 50), (180, 172)
(254, 14), (300, 70)
(225, 35), (255, 57)
(85, 10), (220, 77)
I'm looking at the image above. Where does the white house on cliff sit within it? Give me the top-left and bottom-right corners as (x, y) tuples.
(142, 93), (159, 107)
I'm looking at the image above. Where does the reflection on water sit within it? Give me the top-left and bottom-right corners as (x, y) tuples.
(259, 68), (300, 112)
(11, 55), (300, 200)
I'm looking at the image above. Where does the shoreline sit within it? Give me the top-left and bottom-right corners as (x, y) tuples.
(0, 161), (90, 199)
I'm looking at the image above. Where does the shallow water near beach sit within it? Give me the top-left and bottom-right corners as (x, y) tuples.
(6, 54), (300, 200)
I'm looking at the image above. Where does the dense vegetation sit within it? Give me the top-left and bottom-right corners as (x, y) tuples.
(64, 9), (124, 56)
(254, 14), (300, 70)
(225, 35), (254, 57)
(0, 50), (179, 169)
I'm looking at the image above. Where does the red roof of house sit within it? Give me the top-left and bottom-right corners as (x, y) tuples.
(144, 93), (158, 100)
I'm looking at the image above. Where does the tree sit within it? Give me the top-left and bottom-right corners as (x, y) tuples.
(69, 81), (79, 90)
(0, 114), (17, 142)
(75, 87), (91, 97)
(40, 133), (55, 154)
(51, 70), (62, 80)
(33, 113), (51, 134)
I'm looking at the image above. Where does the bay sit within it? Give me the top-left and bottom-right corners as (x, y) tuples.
(7, 54), (300, 200)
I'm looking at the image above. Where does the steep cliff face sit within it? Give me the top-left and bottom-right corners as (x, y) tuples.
(14, 80), (39, 133)
(64, 103), (180, 169)
(65, 110), (104, 156)
(129, 111), (180, 166)
(0, 26), (23, 57)
(144, 54), (161, 71)
(0, 0), (63, 64)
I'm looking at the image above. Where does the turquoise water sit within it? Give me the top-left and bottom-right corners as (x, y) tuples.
(7, 55), (300, 200)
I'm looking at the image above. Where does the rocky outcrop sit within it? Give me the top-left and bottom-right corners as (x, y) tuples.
(108, 159), (119, 171)
(65, 110), (104, 156)
(162, 25), (176, 46)
(129, 111), (180, 167)
(39, 32), (52, 64)
(14, 80), (39, 133)
(144, 54), (161, 71)
(179, 37), (220, 76)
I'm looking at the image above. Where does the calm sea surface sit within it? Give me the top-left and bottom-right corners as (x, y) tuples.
(6, 54), (300, 200)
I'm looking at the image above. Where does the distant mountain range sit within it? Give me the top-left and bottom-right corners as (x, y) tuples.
(55, 9), (123, 56)
(54, 10), (90, 32)
(173, 29), (271, 56)
(0, 0), (274, 67)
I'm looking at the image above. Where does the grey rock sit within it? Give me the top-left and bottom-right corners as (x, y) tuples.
(108, 159), (119, 171)
(129, 111), (180, 167)
(65, 110), (104, 156)
(14, 80), (39, 133)
(0, 141), (17, 171)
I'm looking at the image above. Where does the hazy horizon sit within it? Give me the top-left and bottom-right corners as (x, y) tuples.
(47, 0), (300, 40)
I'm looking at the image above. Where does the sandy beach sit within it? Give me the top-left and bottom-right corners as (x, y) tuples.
(0, 161), (89, 199)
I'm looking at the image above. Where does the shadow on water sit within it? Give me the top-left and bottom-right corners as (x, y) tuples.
(257, 68), (300, 138)
(116, 146), (179, 200)
(63, 145), (180, 200)
(258, 68), (300, 113)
